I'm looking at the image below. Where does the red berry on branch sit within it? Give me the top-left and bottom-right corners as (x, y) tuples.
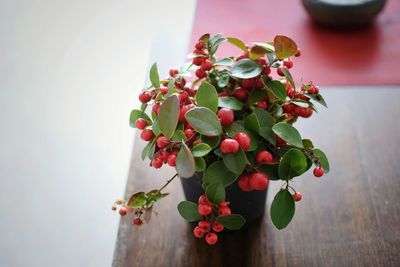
(313, 166), (324, 177)
(195, 41), (204, 50)
(192, 56), (204, 66)
(219, 201), (229, 207)
(198, 220), (211, 232)
(184, 128), (196, 139)
(156, 136), (170, 149)
(133, 217), (143, 225)
(201, 59), (213, 71)
(140, 129), (155, 141)
(218, 92), (230, 97)
(119, 207), (127, 216)
(135, 118), (147, 130)
(277, 67), (286, 77)
(295, 48), (302, 57)
(256, 150), (273, 164)
(169, 68), (179, 77)
(198, 194), (211, 205)
(238, 174), (252, 192)
(198, 204), (212, 216)
(193, 226), (205, 238)
(232, 87), (248, 101)
(303, 108), (313, 118)
(217, 108), (234, 126)
(193, 48), (204, 55)
(178, 91), (189, 103)
(139, 92), (151, 103)
(283, 60), (293, 69)
(212, 221), (224, 232)
(167, 154), (176, 167)
(218, 206), (231, 216)
(220, 139), (240, 154)
(152, 103), (160, 114)
(241, 78), (255, 90)
(151, 157), (163, 169)
(257, 101), (267, 109)
(249, 172), (269, 190)
(276, 135), (288, 146)
(205, 232), (218, 245)
(160, 87), (168, 94)
(158, 150), (169, 162)
(293, 192), (302, 202)
(282, 103), (295, 113)
(195, 68), (207, 79)
(262, 67), (271, 76)
(255, 79), (264, 89)
(234, 132), (251, 151)
(287, 87), (295, 98)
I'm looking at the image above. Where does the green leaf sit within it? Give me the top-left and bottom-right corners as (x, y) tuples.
(215, 57), (234, 66)
(249, 45), (270, 60)
(196, 81), (219, 113)
(258, 163), (280, 180)
(272, 122), (303, 148)
(273, 35), (298, 59)
(195, 157), (206, 172)
(209, 34), (226, 55)
(292, 100), (309, 108)
(203, 160), (239, 187)
(166, 79), (175, 95)
(263, 78), (287, 101)
(252, 42), (274, 53)
(177, 201), (202, 222)
(224, 122), (258, 151)
(199, 33), (210, 43)
(158, 94), (179, 138)
(231, 59), (263, 79)
(201, 135), (221, 149)
(206, 183), (225, 204)
(127, 192), (146, 208)
(191, 143), (212, 157)
(244, 113), (260, 133)
(152, 119), (161, 136)
(253, 108), (276, 145)
(222, 149), (247, 175)
(185, 107), (223, 136)
(248, 89), (267, 105)
(226, 37), (248, 52)
(129, 109), (152, 128)
(218, 96), (244, 111)
(217, 214), (246, 230)
(313, 149), (330, 173)
(270, 189), (295, 230)
(302, 139), (314, 149)
(171, 130), (186, 141)
(281, 67), (295, 89)
(176, 142), (196, 178)
(141, 138), (156, 160)
(278, 148), (307, 180)
(306, 93), (328, 108)
(217, 74), (230, 88)
(150, 63), (160, 89)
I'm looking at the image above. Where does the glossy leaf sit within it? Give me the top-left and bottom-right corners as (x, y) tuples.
(253, 108), (276, 145)
(177, 201), (202, 222)
(199, 33), (210, 43)
(203, 160), (239, 187)
(248, 88), (267, 105)
(158, 94), (180, 138)
(152, 119), (161, 136)
(281, 67), (295, 89)
(270, 189), (295, 230)
(227, 37), (248, 52)
(196, 82), (219, 113)
(279, 148), (307, 180)
(176, 142), (196, 178)
(306, 93), (328, 108)
(313, 149), (330, 173)
(185, 107), (223, 136)
(201, 135), (221, 149)
(272, 122), (303, 148)
(273, 35), (298, 59)
(258, 163), (280, 180)
(302, 139), (314, 149)
(222, 148), (247, 175)
(129, 109), (152, 128)
(141, 138), (156, 160)
(249, 45), (270, 60)
(263, 78), (287, 101)
(195, 157), (206, 172)
(217, 214), (246, 230)
(150, 63), (160, 89)
(127, 192), (146, 208)
(215, 57), (235, 66)
(231, 59), (263, 79)
(191, 143), (212, 157)
(218, 96), (244, 111)
(206, 183), (225, 204)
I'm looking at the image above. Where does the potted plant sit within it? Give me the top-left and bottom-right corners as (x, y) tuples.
(112, 34), (330, 245)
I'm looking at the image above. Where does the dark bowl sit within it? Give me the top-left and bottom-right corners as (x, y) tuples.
(302, 0), (387, 28)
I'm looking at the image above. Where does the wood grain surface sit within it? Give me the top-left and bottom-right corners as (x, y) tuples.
(113, 88), (400, 267)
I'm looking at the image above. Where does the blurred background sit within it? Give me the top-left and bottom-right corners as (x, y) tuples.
(0, 0), (398, 266)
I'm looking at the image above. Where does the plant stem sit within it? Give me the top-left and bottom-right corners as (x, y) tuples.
(158, 173), (178, 193)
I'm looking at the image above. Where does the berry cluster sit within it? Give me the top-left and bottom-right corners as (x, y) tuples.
(193, 195), (231, 245)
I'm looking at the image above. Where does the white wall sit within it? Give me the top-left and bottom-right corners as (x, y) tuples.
(0, 0), (195, 266)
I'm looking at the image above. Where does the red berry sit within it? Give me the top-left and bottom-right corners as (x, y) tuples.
(249, 172), (269, 190)
(119, 207), (127, 216)
(236, 53), (249, 61)
(193, 226), (205, 238)
(179, 105), (191, 122)
(198, 220), (211, 232)
(212, 221), (224, 232)
(218, 206), (231, 216)
(303, 108), (313, 118)
(293, 192), (302, 202)
(205, 232), (218, 245)
(238, 174), (252, 192)
(192, 56), (204, 66)
(198, 204), (212, 216)
(220, 139), (240, 154)
(257, 101), (267, 109)
(198, 194), (211, 205)
(160, 87), (168, 94)
(140, 129), (155, 141)
(158, 150), (169, 162)
(218, 91), (229, 97)
(219, 201), (229, 208)
(139, 92), (151, 103)
(195, 41), (204, 50)
(277, 67), (286, 76)
(133, 217), (143, 225)
(262, 67), (271, 76)
(255, 79), (264, 89)
(201, 59), (213, 71)
(283, 60), (293, 69)
(169, 69), (179, 77)
(156, 136), (170, 149)
(151, 157), (163, 169)
(167, 154), (176, 167)
(234, 132), (251, 151)
(184, 128), (196, 139)
(313, 167), (324, 177)
(232, 88), (248, 101)
(217, 108), (234, 126)
(135, 118), (147, 130)
(195, 68), (207, 78)
(287, 87), (295, 98)
(282, 103), (295, 113)
(241, 79), (255, 90)
(152, 103), (160, 114)
(295, 48), (302, 57)
(276, 135), (287, 146)
(256, 150), (273, 164)
(178, 91), (189, 103)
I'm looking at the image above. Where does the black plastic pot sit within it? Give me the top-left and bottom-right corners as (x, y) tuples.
(180, 172), (268, 226)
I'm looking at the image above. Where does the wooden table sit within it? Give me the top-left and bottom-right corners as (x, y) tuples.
(113, 88), (400, 267)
